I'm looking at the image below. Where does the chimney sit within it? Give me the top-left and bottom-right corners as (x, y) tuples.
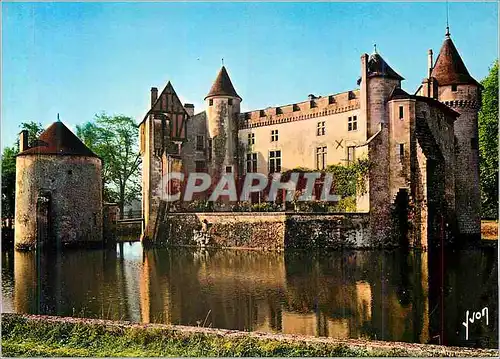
(151, 87), (158, 108)
(184, 103), (194, 117)
(427, 49), (433, 78)
(19, 130), (29, 152)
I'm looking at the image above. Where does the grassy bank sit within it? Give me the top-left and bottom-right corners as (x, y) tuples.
(2, 314), (498, 357)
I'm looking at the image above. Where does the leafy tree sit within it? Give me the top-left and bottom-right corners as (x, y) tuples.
(77, 113), (141, 218)
(478, 60), (499, 219)
(1, 122), (44, 223)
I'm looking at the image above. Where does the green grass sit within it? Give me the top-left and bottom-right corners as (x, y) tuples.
(1, 314), (497, 357)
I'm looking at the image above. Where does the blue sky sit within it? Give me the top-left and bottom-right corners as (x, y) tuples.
(2, 2), (498, 147)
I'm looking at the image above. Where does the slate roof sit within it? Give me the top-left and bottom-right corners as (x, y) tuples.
(389, 86), (411, 100)
(387, 86), (460, 119)
(18, 121), (98, 157)
(367, 53), (404, 81)
(205, 66), (241, 100)
(431, 35), (480, 87)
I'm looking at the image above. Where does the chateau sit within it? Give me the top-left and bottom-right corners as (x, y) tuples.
(139, 29), (482, 248)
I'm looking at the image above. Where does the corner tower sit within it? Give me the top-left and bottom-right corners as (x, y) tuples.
(205, 66), (242, 179)
(361, 50), (404, 241)
(365, 50), (404, 137)
(431, 30), (482, 238)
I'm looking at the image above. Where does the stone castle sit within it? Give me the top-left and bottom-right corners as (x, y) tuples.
(139, 30), (482, 248)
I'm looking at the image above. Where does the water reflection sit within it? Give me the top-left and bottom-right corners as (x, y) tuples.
(1, 244), (497, 348)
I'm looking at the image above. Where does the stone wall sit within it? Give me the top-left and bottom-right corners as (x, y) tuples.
(439, 84), (481, 236)
(156, 212), (371, 250)
(15, 155), (103, 250)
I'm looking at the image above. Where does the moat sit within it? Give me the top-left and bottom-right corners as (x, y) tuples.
(1, 242), (497, 349)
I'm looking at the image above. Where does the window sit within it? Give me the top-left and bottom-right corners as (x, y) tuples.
(196, 135), (204, 151)
(317, 121), (325, 136)
(398, 143), (405, 162)
(207, 139), (213, 161)
(399, 106), (404, 120)
(195, 160), (206, 173)
(225, 166), (232, 173)
(247, 133), (255, 146)
(271, 129), (279, 142)
(209, 99), (214, 106)
(348, 116), (358, 131)
(269, 150), (282, 173)
(471, 138), (479, 150)
(451, 84), (458, 92)
(246, 153), (257, 173)
(228, 98), (233, 105)
(316, 146), (327, 170)
(347, 146), (355, 163)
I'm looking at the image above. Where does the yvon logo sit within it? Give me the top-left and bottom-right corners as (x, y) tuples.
(462, 307), (489, 341)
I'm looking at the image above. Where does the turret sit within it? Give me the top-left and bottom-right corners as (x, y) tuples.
(431, 30), (482, 238)
(364, 50), (404, 137)
(361, 49), (405, 240)
(205, 66), (242, 178)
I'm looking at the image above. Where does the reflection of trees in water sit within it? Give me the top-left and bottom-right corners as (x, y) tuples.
(8, 245), (497, 348)
(283, 250), (430, 341)
(13, 248), (136, 320)
(428, 247), (498, 348)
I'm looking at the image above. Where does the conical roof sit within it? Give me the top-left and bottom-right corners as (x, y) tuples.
(205, 66), (241, 100)
(18, 121), (98, 157)
(431, 35), (479, 86)
(367, 53), (404, 80)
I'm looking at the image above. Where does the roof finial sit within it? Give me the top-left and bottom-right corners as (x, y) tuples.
(445, 0), (451, 37)
(222, 58), (224, 66)
(57, 113), (61, 122)
(373, 43), (377, 54)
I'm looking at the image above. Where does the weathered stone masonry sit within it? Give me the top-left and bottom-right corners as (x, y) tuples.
(156, 212), (370, 250)
(140, 30), (482, 248)
(14, 122), (103, 250)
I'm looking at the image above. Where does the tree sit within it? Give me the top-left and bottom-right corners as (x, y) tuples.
(478, 60), (499, 219)
(77, 113), (141, 218)
(1, 122), (44, 223)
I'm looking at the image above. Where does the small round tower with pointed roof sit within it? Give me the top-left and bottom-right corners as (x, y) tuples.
(15, 121), (103, 250)
(361, 50), (405, 239)
(431, 29), (481, 237)
(365, 49), (405, 136)
(205, 66), (242, 179)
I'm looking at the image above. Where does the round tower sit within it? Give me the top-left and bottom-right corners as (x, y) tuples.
(204, 66), (242, 179)
(365, 51), (404, 137)
(362, 51), (404, 241)
(15, 121), (103, 250)
(431, 30), (481, 238)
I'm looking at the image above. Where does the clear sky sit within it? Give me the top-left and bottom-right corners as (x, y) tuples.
(2, 2), (498, 147)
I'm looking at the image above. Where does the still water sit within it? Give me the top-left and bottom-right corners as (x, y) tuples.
(1, 243), (498, 348)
